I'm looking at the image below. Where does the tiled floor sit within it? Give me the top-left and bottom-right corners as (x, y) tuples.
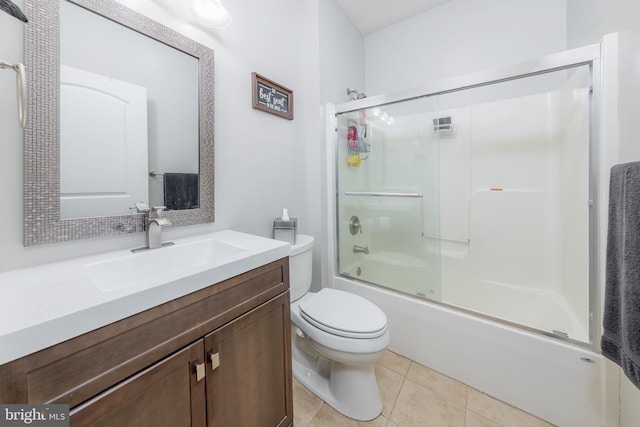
(293, 350), (555, 427)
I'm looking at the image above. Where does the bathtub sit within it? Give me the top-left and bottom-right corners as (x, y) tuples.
(344, 254), (589, 344)
(444, 278), (590, 344)
(333, 275), (616, 427)
(343, 252), (440, 299)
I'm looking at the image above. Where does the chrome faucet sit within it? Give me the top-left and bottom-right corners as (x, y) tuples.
(353, 245), (369, 255)
(146, 206), (172, 249)
(132, 204), (174, 252)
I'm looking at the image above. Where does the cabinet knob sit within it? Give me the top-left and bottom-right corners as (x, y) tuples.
(209, 352), (220, 371)
(194, 362), (206, 382)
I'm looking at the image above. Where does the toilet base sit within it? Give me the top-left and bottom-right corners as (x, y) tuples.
(291, 332), (382, 421)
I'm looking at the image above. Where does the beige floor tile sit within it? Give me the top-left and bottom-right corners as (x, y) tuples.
(374, 364), (404, 418)
(466, 388), (543, 427)
(293, 378), (323, 427)
(293, 353), (551, 427)
(378, 350), (412, 376)
(308, 403), (388, 427)
(465, 410), (501, 427)
(390, 379), (466, 427)
(406, 361), (467, 405)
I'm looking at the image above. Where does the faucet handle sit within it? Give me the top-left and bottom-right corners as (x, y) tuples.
(135, 202), (150, 213)
(349, 215), (363, 235)
(150, 206), (167, 218)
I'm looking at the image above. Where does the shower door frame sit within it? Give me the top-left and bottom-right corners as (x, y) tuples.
(327, 43), (602, 349)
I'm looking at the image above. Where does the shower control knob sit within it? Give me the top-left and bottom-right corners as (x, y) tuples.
(349, 216), (363, 235)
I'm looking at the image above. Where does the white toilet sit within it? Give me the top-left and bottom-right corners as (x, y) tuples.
(289, 234), (390, 421)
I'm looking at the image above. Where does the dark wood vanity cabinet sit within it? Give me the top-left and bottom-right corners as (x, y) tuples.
(70, 340), (207, 427)
(205, 293), (291, 427)
(0, 258), (293, 427)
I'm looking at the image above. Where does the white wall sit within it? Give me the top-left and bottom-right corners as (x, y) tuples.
(312, 0), (365, 290)
(364, 0), (567, 96)
(318, 0), (364, 104)
(568, 2), (640, 425)
(0, 0), (315, 272)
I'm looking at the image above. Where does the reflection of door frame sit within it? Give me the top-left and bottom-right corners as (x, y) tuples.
(60, 65), (148, 218)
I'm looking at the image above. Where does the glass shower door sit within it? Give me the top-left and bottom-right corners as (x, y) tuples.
(434, 66), (592, 342)
(334, 64), (592, 344)
(335, 97), (442, 300)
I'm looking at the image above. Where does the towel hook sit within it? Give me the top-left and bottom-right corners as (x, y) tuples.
(0, 59), (27, 129)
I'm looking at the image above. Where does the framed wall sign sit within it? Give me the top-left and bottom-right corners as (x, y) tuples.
(251, 72), (294, 120)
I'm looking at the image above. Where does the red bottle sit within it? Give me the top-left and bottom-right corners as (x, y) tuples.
(347, 125), (358, 150)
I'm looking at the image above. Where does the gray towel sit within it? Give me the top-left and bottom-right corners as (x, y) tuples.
(602, 161), (640, 390)
(163, 173), (199, 210)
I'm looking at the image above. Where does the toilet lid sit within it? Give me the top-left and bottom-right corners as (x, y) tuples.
(299, 288), (387, 339)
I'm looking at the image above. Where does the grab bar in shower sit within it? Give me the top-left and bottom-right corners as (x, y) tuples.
(344, 191), (423, 198)
(422, 233), (470, 244)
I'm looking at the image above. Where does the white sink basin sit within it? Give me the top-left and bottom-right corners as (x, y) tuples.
(0, 230), (291, 365)
(87, 238), (247, 292)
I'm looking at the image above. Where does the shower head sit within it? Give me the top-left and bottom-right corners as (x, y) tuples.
(347, 88), (367, 101)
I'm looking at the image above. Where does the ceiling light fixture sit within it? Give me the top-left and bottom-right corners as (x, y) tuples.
(191, 0), (232, 28)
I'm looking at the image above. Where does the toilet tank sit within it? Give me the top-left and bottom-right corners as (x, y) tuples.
(289, 234), (314, 302)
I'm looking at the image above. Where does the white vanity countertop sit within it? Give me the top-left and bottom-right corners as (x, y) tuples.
(0, 230), (290, 365)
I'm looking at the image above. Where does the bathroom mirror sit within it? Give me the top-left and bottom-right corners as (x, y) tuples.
(23, 0), (215, 246)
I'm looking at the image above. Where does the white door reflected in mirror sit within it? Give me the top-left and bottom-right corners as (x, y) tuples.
(60, 0), (200, 216)
(60, 65), (149, 219)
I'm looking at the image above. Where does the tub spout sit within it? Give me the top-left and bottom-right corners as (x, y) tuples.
(353, 245), (369, 254)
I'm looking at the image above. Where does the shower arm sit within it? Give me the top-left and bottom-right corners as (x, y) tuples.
(0, 59), (27, 129)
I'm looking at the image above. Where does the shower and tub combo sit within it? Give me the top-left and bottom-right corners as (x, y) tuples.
(325, 43), (612, 427)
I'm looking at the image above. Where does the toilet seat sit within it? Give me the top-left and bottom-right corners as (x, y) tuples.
(299, 288), (387, 339)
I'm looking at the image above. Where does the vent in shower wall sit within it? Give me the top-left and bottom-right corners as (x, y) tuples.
(433, 116), (453, 133)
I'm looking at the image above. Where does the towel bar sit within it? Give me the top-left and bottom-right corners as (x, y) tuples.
(0, 59), (26, 128)
(344, 191), (423, 198)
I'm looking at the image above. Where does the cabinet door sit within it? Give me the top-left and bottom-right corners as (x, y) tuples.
(205, 292), (293, 427)
(70, 340), (207, 427)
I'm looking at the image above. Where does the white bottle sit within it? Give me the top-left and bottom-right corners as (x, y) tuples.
(273, 208), (297, 244)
